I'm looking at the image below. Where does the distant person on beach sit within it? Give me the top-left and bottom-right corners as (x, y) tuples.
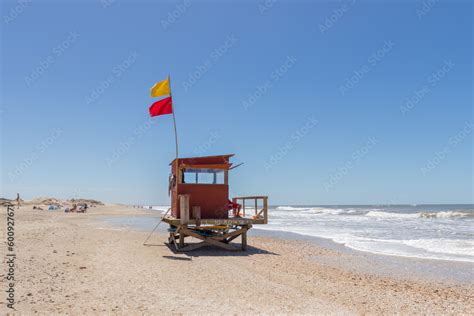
(16, 193), (21, 209)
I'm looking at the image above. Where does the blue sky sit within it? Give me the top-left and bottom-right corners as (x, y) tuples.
(1, 0), (472, 205)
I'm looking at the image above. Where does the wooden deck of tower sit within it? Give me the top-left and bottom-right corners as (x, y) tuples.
(163, 154), (268, 251)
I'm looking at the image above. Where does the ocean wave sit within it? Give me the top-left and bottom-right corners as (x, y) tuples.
(366, 210), (473, 219)
(260, 205), (474, 262)
(365, 211), (419, 219)
(402, 238), (474, 256)
(275, 207), (474, 219)
(151, 206), (171, 212)
(255, 226), (474, 262)
(418, 211), (473, 218)
(343, 238), (474, 263)
(305, 207), (351, 215)
(282, 207), (367, 216)
(276, 206), (310, 211)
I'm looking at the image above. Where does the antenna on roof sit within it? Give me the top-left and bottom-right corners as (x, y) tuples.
(229, 162), (244, 170)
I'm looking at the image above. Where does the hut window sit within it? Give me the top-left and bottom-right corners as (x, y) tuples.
(182, 169), (225, 184)
(182, 171), (194, 184)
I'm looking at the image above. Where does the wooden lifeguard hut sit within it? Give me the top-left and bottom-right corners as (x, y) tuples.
(162, 154), (268, 251)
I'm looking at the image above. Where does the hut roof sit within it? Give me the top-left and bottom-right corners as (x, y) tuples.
(170, 154), (234, 166)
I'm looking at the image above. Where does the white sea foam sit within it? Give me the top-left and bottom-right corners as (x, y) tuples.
(276, 207), (473, 219)
(276, 206), (310, 211)
(365, 211), (419, 219)
(364, 210), (472, 219)
(341, 238), (474, 263)
(402, 238), (474, 256)
(258, 205), (474, 262)
(256, 225), (474, 263)
(418, 211), (472, 218)
(315, 208), (349, 215)
(151, 205), (170, 213)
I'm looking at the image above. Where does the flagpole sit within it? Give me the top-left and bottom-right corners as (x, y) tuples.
(168, 74), (179, 159)
(168, 74), (179, 216)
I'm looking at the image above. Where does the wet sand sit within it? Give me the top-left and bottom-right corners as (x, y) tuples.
(1, 204), (473, 314)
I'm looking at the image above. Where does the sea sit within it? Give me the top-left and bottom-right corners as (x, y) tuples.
(257, 204), (474, 263)
(141, 204), (474, 263)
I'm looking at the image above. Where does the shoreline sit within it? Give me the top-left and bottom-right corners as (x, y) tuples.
(251, 229), (474, 286)
(139, 204), (474, 264)
(96, 211), (474, 286)
(1, 204), (473, 314)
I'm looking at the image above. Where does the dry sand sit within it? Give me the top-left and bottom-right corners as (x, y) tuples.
(1, 204), (473, 314)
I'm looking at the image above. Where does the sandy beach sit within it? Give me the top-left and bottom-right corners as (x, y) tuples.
(3, 1), (473, 314)
(1, 204), (473, 314)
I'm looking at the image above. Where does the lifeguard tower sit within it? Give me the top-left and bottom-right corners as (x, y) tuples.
(162, 154), (268, 251)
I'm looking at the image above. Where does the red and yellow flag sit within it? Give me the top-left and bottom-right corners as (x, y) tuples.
(150, 77), (171, 97)
(149, 96), (173, 117)
(149, 77), (173, 117)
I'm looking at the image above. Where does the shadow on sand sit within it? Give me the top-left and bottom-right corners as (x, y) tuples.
(160, 242), (279, 258)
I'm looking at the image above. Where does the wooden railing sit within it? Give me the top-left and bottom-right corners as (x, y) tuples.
(232, 196), (268, 224)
